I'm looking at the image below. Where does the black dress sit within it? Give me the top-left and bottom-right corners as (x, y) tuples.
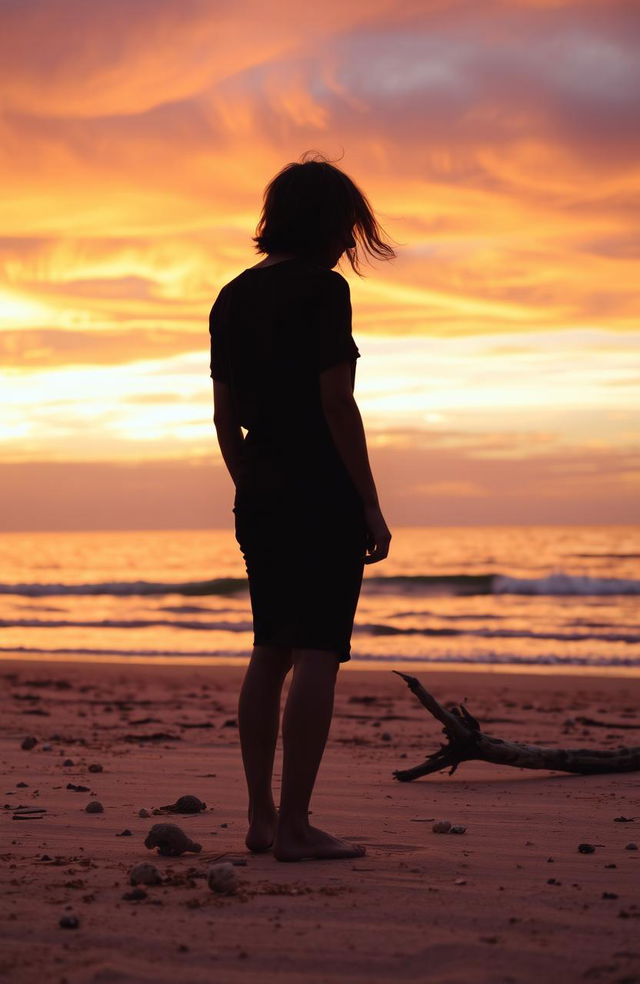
(209, 257), (367, 663)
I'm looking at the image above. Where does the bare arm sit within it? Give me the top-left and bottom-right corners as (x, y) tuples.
(320, 364), (378, 507)
(319, 363), (391, 564)
(212, 380), (244, 486)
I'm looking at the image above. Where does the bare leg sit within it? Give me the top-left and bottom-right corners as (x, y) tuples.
(237, 644), (292, 852)
(274, 648), (366, 861)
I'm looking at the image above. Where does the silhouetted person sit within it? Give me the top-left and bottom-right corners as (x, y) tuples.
(209, 151), (395, 861)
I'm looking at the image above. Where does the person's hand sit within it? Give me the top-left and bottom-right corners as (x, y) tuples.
(363, 504), (391, 565)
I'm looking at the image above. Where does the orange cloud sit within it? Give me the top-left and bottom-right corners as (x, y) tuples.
(1, 0), (638, 526)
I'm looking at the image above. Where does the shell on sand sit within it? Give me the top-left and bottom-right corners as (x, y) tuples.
(208, 862), (238, 895)
(144, 823), (202, 857)
(129, 862), (162, 886)
(160, 795), (206, 814)
(85, 801), (104, 814)
(432, 820), (452, 833)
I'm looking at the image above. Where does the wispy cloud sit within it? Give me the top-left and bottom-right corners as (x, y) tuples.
(1, 0), (638, 525)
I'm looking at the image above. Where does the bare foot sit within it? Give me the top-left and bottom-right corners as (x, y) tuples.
(273, 823), (367, 862)
(245, 810), (277, 853)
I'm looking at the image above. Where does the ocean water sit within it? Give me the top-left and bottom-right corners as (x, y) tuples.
(1, 525), (639, 673)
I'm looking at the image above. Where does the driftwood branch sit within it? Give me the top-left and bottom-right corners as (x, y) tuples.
(391, 670), (640, 782)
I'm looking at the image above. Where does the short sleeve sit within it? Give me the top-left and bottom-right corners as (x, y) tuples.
(208, 286), (230, 382)
(310, 272), (360, 373)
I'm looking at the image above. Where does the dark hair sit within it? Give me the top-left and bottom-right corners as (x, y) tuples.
(252, 150), (397, 275)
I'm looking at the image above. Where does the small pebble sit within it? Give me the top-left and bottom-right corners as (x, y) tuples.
(16, 782), (28, 788)
(21, 737), (37, 751)
(129, 862), (162, 886)
(63, 759), (74, 767)
(42, 744), (52, 751)
(160, 795), (206, 814)
(59, 915), (79, 929)
(578, 843), (595, 854)
(380, 732), (392, 741)
(138, 808), (150, 818)
(208, 862), (238, 895)
(625, 842), (638, 851)
(85, 801), (104, 814)
(88, 764), (103, 773)
(602, 892), (618, 899)
(116, 829), (132, 837)
(432, 820), (452, 834)
(144, 823), (201, 857)
(450, 825), (466, 835)
(122, 888), (147, 901)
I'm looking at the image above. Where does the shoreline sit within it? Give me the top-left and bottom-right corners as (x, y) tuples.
(1, 649), (639, 678)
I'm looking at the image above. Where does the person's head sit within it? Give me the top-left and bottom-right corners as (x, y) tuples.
(252, 150), (397, 274)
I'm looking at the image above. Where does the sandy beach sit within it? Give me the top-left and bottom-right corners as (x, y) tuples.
(1, 657), (639, 984)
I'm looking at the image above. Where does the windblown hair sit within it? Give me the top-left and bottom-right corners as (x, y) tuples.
(252, 150), (397, 275)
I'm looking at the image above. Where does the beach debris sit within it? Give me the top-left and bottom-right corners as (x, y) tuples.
(159, 795), (206, 815)
(432, 820), (452, 833)
(129, 862), (162, 886)
(578, 843), (596, 853)
(116, 829), (132, 837)
(138, 808), (151, 818)
(450, 824), (467, 834)
(63, 759), (74, 766)
(381, 732), (392, 742)
(613, 816), (637, 822)
(123, 887), (147, 901)
(16, 782), (28, 788)
(59, 915), (79, 929)
(602, 892), (619, 899)
(391, 671), (640, 781)
(88, 764), (103, 773)
(85, 801), (104, 814)
(67, 783), (90, 793)
(144, 823), (202, 857)
(208, 862), (238, 895)
(21, 736), (37, 751)
(42, 743), (52, 751)
(454, 877), (467, 885)
(625, 842), (638, 850)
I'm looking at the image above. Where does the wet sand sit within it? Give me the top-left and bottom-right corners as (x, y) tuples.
(1, 657), (639, 984)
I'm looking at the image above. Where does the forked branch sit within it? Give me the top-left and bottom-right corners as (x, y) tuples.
(391, 670), (640, 782)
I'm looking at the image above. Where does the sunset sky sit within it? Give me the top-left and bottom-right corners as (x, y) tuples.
(1, 0), (639, 529)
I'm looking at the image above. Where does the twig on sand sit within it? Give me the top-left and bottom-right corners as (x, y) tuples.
(391, 670), (640, 782)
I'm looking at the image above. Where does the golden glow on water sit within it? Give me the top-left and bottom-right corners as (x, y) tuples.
(1, 527), (638, 675)
(0, 651), (638, 678)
